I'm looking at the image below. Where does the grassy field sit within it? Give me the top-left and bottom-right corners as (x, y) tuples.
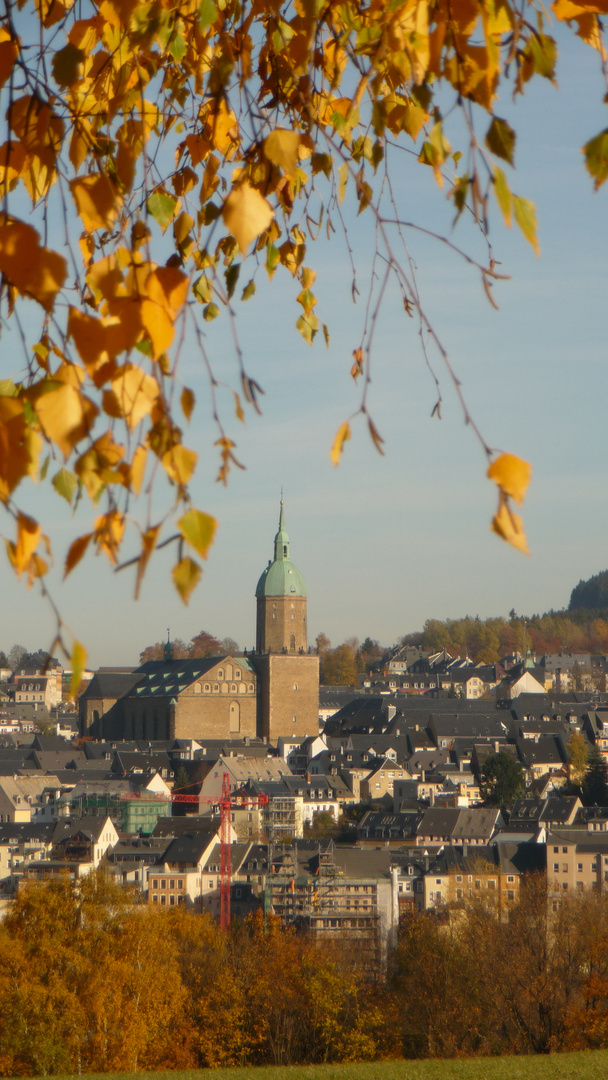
(46, 1050), (608, 1080)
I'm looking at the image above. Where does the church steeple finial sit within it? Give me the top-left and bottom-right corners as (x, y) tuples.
(163, 628), (174, 662)
(274, 495), (289, 561)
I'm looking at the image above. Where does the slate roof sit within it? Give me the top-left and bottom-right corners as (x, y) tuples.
(52, 815), (115, 844)
(80, 672), (144, 701)
(151, 815), (218, 838)
(130, 656), (256, 700)
(156, 830), (216, 866)
(0, 821), (55, 844)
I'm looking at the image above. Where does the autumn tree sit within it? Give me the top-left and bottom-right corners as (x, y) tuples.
(320, 639), (359, 685)
(0, 0), (603, 673)
(189, 629), (224, 656)
(566, 730), (590, 789)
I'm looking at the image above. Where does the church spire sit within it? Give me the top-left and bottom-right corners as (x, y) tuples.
(274, 497), (290, 562)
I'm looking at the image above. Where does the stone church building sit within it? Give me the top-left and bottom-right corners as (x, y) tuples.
(80, 503), (320, 742)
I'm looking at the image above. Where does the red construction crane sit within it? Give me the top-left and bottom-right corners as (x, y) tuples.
(134, 772), (268, 930)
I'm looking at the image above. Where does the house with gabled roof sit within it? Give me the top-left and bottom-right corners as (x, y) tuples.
(0, 775), (63, 823)
(415, 806), (503, 848)
(147, 823), (236, 909)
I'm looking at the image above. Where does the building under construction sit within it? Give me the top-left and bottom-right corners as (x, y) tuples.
(264, 840), (399, 967)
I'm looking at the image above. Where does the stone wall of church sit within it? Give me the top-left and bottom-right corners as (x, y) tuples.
(172, 691), (257, 740)
(256, 595), (307, 654)
(256, 653), (319, 741)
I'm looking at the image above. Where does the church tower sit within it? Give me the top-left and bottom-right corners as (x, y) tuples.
(255, 500), (308, 655)
(255, 500), (319, 740)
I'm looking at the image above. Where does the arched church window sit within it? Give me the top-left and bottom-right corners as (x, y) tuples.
(225, 664), (233, 680)
(290, 635), (295, 651)
(248, 683), (254, 692)
(194, 682), (201, 694)
(229, 702), (240, 733)
(203, 683), (210, 693)
(235, 669), (241, 679)
(217, 669), (223, 679)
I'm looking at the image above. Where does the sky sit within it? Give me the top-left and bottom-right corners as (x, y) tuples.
(2, 20), (607, 668)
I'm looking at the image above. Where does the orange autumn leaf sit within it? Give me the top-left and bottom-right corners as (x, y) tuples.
(70, 174), (121, 231)
(111, 365), (159, 429)
(491, 499), (530, 555)
(0, 220), (66, 311)
(487, 452), (532, 506)
(93, 509), (125, 564)
(135, 524), (161, 599)
(222, 183), (274, 255)
(64, 532), (93, 577)
(140, 298), (174, 359)
(33, 382), (99, 459)
(12, 512), (42, 577)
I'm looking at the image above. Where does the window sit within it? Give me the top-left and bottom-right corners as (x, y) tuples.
(577, 863), (583, 872)
(553, 863), (559, 872)
(563, 863), (568, 873)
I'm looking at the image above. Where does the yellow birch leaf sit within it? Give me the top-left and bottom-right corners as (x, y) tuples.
(330, 420), (351, 466)
(513, 196), (540, 256)
(140, 299), (174, 359)
(0, 220), (66, 311)
(115, 141), (136, 192)
(70, 174), (121, 231)
(70, 122), (92, 171)
(0, 38), (19, 88)
(34, 383), (98, 459)
(177, 508), (217, 558)
(263, 129), (301, 175)
(13, 513), (41, 577)
(146, 266), (189, 318)
(181, 387), (195, 421)
(0, 396), (40, 501)
(94, 509), (125, 564)
(111, 365), (159, 429)
(64, 532), (93, 578)
(487, 452), (532, 506)
(491, 501), (530, 555)
(135, 524), (161, 599)
(222, 183), (274, 255)
(129, 444), (147, 495)
(162, 444), (198, 486)
(172, 555), (202, 604)
(70, 639), (88, 700)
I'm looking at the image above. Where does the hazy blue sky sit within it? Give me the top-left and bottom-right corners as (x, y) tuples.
(3, 23), (607, 668)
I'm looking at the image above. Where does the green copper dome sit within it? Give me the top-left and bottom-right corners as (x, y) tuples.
(255, 500), (307, 598)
